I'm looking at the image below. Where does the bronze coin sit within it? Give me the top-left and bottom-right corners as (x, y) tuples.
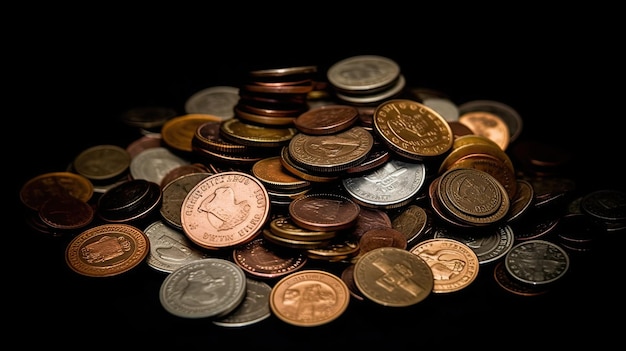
(294, 104), (359, 135)
(358, 227), (407, 254)
(232, 236), (307, 280)
(20, 171), (94, 211)
(38, 194), (94, 230)
(288, 193), (361, 232)
(65, 223), (150, 277)
(180, 171), (271, 249)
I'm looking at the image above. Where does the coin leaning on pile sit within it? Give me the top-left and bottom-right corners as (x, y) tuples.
(21, 56), (622, 328)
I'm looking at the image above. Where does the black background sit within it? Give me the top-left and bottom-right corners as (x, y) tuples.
(10, 10), (623, 347)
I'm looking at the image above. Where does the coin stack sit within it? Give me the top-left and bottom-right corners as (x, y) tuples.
(326, 55), (406, 106)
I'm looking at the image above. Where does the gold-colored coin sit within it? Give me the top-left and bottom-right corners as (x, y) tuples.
(459, 111), (510, 151)
(161, 113), (223, 153)
(65, 223), (149, 277)
(270, 269), (350, 327)
(20, 171), (94, 211)
(353, 247), (433, 307)
(373, 99), (453, 160)
(409, 238), (480, 293)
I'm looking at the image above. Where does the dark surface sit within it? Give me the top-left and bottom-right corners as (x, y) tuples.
(11, 23), (623, 346)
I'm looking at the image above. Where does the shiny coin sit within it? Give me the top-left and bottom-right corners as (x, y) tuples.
(65, 223), (149, 277)
(143, 220), (209, 273)
(353, 247), (433, 307)
(270, 269), (350, 327)
(130, 147), (191, 185)
(409, 238), (480, 293)
(232, 236), (308, 280)
(161, 114), (223, 153)
(159, 258), (247, 319)
(432, 224), (515, 265)
(180, 171), (271, 249)
(288, 193), (361, 232)
(184, 85), (239, 120)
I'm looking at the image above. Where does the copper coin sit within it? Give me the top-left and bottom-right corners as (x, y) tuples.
(358, 227), (407, 254)
(351, 206), (392, 239)
(20, 171), (94, 211)
(294, 104), (359, 135)
(269, 269), (350, 327)
(353, 247), (433, 307)
(161, 113), (223, 153)
(409, 238), (480, 293)
(65, 223), (150, 277)
(458, 111), (510, 151)
(180, 171), (271, 249)
(38, 194), (94, 230)
(232, 236), (308, 280)
(288, 193), (361, 232)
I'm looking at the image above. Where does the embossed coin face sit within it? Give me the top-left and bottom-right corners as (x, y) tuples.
(180, 171), (271, 249)
(353, 247), (434, 307)
(20, 171), (94, 211)
(65, 224), (150, 277)
(288, 193), (361, 232)
(143, 220), (209, 273)
(232, 236), (308, 279)
(159, 258), (247, 319)
(213, 278), (272, 327)
(505, 239), (569, 285)
(409, 238), (480, 293)
(73, 144), (131, 181)
(373, 99), (453, 160)
(269, 269), (350, 327)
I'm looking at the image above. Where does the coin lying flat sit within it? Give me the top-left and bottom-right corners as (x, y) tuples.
(143, 220), (209, 273)
(353, 247), (433, 307)
(504, 239), (569, 286)
(159, 258), (247, 319)
(20, 171), (94, 211)
(180, 171), (271, 249)
(212, 278), (272, 327)
(269, 269), (350, 327)
(65, 223), (150, 277)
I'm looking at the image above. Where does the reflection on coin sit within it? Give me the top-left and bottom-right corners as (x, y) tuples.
(65, 223), (150, 277)
(270, 269), (350, 327)
(180, 171), (271, 249)
(143, 220), (208, 273)
(159, 258), (247, 319)
(409, 238), (480, 293)
(504, 239), (569, 286)
(20, 171), (94, 211)
(432, 225), (514, 265)
(130, 147), (191, 185)
(353, 247), (433, 307)
(213, 278), (272, 327)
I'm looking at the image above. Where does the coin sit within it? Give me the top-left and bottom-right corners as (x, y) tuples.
(65, 223), (150, 277)
(180, 171), (271, 249)
(143, 220), (209, 273)
(73, 144), (131, 181)
(353, 247), (433, 307)
(20, 171), (94, 211)
(184, 85), (240, 120)
(504, 239), (569, 286)
(212, 278), (272, 327)
(159, 258), (247, 319)
(269, 269), (350, 327)
(409, 238), (480, 293)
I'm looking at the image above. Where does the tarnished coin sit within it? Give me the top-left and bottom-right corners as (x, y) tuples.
(288, 126), (374, 173)
(432, 224), (515, 265)
(73, 144), (131, 181)
(143, 220), (209, 273)
(159, 258), (247, 319)
(160, 172), (211, 230)
(493, 261), (550, 296)
(130, 147), (191, 185)
(288, 193), (361, 232)
(180, 171), (271, 249)
(409, 238), (480, 293)
(391, 204), (430, 247)
(213, 278), (272, 327)
(269, 269), (350, 327)
(184, 85), (240, 120)
(38, 194), (94, 230)
(504, 239), (569, 286)
(353, 247), (434, 307)
(20, 171), (94, 211)
(65, 223), (150, 277)
(373, 99), (453, 160)
(232, 236), (308, 280)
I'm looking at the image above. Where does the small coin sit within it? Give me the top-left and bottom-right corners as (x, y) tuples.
(65, 223), (150, 277)
(353, 247), (433, 307)
(159, 258), (247, 319)
(269, 269), (350, 327)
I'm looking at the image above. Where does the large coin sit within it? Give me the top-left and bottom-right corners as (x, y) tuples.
(180, 171), (271, 249)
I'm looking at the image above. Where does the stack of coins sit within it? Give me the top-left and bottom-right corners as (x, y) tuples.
(250, 156), (312, 208)
(236, 66), (317, 126)
(326, 55), (405, 106)
(97, 178), (162, 224)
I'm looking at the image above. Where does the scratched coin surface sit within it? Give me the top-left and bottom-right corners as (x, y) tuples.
(65, 223), (150, 277)
(269, 269), (350, 327)
(180, 171), (271, 249)
(353, 247), (433, 307)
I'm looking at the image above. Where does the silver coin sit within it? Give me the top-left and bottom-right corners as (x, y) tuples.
(505, 240), (569, 285)
(159, 258), (247, 318)
(432, 224), (514, 265)
(160, 172), (211, 229)
(212, 278), (272, 327)
(143, 220), (209, 273)
(184, 85), (239, 120)
(342, 158), (426, 209)
(327, 55), (401, 92)
(129, 147), (190, 185)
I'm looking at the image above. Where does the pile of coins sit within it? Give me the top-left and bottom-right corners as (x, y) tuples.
(19, 54), (626, 328)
